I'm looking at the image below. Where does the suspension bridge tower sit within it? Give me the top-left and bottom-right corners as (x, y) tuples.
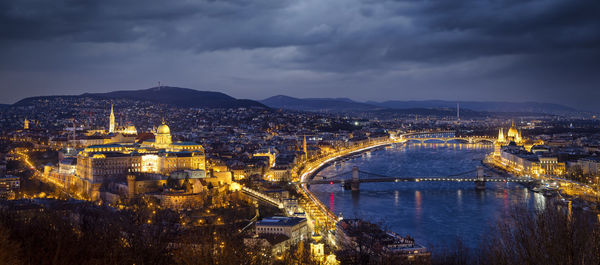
(351, 166), (360, 191)
(475, 166), (486, 190)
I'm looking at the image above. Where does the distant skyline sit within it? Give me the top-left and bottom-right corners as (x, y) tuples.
(1, 0), (599, 111)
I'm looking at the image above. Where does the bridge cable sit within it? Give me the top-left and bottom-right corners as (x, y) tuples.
(357, 169), (477, 179)
(314, 170), (353, 180)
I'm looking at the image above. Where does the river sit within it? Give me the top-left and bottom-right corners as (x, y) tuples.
(309, 143), (549, 251)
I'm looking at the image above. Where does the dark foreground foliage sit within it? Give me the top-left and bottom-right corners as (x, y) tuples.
(0, 199), (598, 265)
(432, 206), (600, 265)
(0, 199), (276, 265)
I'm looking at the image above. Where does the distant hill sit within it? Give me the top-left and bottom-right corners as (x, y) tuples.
(370, 108), (549, 119)
(261, 95), (383, 112)
(14, 87), (266, 109)
(368, 100), (578, 115)
(259, 97), (495, 117)
(261, 95), (578, 115)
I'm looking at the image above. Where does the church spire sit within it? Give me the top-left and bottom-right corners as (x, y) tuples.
(303, 135), (308, 160)
(109, 104), (115, 133)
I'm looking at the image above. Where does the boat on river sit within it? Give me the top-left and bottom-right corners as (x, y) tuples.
(530, 186), (542, 193)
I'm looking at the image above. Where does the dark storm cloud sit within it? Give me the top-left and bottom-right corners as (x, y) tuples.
(2, 0), (598, 66)
(0, 0), (292, 43)
(289, 0), (600, 70)
(0, 0), (599, 110)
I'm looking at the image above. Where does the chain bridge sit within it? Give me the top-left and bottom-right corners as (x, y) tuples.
(303, 166), (535, 191)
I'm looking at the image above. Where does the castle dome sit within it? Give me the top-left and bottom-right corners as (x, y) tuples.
(157, 122), (170, 134)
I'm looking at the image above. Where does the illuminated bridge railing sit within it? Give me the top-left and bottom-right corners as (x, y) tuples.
(306, 177), (535, 184)
(400, 131), (496, 144)
(403, 131), (456, 139)
(305, 168), (535, 184)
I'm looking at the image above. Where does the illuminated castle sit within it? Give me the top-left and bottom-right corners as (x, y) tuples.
(77, 114), (206, 192)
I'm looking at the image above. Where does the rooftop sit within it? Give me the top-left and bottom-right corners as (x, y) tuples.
(171, 141), (202, 146)
(86, 144), (124, 149)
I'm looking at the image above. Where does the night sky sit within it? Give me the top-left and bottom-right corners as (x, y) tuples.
(1, 0), (599, 110)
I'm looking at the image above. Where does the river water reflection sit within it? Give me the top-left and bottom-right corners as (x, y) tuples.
(310, 143), (548, 250)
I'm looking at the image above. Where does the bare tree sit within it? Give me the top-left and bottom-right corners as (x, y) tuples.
(480, 205), (600, 265)
(0, 224), (22, 265)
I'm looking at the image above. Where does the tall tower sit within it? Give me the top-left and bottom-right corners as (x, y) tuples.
(24, 118), (29, 130)
(109, 104), (115, 133)
(303, 135), (308, 160)
(497, 128), (505, 143)
(456, 103), (460, 121)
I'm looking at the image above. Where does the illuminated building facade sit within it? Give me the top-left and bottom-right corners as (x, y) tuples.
(108, 104), (138, 135)
(499, 147), (541, 175)
(152, 121), (172, 148)
(253, 148), (276, 168)
(496, 122), (523, 146)
(106, 174), (208, 210)
(0, 175), (20, 199)
(506, 121), (522, 144)
(538, 155), (565, 176)
(76, 121), (206, 192)
(493, 123), (562, 177)
(578, 158), (600, 178)
(303, 135), (308, 160)
(255, 216), (308, 244)
(494, 122), (540, 156)
(109, 104), (115, 133)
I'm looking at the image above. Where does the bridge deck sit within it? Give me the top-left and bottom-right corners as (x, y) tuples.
(307, 177), (534, 184)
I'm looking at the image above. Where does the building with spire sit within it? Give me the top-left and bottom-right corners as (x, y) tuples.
(74, 109), (206, 196)
(23, 118), (29, 130)
(303, 135), (308, 160)
(495, 121), (523, 147)
(494, 127), (506, 156)
(107, 104), (137, 135)
(497, 128), (506, 143)
(506, 121), (522, 144)
(492, 122), (555, 177)
(109, 104), (115, 133)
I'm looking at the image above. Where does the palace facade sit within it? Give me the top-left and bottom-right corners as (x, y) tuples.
(74, 105), (206, 193)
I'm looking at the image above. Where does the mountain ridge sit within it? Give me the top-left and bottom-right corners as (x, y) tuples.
(14, 87), (267, 109)
(369, 100), (577, 114)
(261, 95), (383, 112)
(261, 96), (579, 115)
